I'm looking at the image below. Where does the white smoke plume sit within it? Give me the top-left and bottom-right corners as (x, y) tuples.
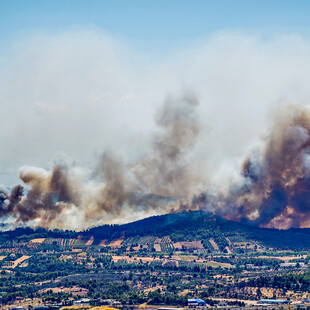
(2, 30), (310, 229)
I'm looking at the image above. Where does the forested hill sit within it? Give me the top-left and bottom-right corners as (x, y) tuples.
(1, 211), (310, 250)
(86, 211), (310, 250)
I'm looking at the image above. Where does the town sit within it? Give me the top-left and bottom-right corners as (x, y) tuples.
(1, 212), (309, 310)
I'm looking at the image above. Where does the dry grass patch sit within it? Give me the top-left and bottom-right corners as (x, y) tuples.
(42, 286), (88, 296)
(153, 244), (161, 252)
(59, 254), (73, 261)
(144, 285), (166, 294)
(2, 297), (42, 310)
(29, 238), (45, 244)
(109, 237), (124, 248)
(112, 255), (160, 264)
(225, 246), (232, 254)
(256, 254), (307, 262)
(208, 260), (233, 268)
(99, 239), (108, 246)
(7, 255), (31, 269)
(173, 242), (182, 250)
(179, 255), (197, 261)
(85, 236), (94, 245)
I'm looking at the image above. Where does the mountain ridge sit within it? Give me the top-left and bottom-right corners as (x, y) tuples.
(1, 210), (310, 251)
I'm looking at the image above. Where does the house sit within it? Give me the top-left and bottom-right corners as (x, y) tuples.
(188, 298), (207, 307)
(73, 298), (91, 306)
(217, 301), (227, 307)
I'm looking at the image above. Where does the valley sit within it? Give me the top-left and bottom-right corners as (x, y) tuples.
(0, 211), (309, 309)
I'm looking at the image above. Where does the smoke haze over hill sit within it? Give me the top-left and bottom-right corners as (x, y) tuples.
(2, 31), (310, 229)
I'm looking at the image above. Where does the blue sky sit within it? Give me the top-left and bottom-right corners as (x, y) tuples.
(1, 0), (310, 52)
(1, 0), (310, 188)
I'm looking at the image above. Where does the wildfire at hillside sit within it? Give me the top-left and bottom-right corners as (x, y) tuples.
(188, 104), (310, 229)
(226, 104), (310, 229)
(1, 94), (310, 230)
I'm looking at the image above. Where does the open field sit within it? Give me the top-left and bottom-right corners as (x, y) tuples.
(29, 238), (46, 244)
(85, 236), (94, 246)
(41, 286), (89, 296)
(255, 255), (308, 262)
(109, 238), (124, 248)
(112, 255), (160, 264)
(207, 260), (233, 268)
(4, 255), (31, 269)
(99, 239), (108, 246)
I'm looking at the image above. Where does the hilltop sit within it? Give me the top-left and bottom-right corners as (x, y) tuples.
(0, 210), (310, 308)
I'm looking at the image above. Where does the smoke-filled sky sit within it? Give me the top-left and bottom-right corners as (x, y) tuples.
(2, 1), (310, 230)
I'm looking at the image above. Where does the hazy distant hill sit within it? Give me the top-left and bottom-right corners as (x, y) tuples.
(1, 211), (310, 251)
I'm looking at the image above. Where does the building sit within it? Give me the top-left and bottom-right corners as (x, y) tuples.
(101, 299), (121, 306)
(280, 262), (305, 268)
(217, 301), (227, 307)
(73, 298), (91, 306)
(188, 298), (207, 307)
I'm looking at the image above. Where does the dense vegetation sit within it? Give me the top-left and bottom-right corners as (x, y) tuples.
(2, 211), (310, 250)
(246, 272), (310, 292)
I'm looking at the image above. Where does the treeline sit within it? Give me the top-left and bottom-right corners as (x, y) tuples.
(212, 256), (280, 267)
(87, 211), (310, 250)
(0, 227), (78, 243)
(245, 272), (310, 291)
(2, 210), (310, 250)
(20, 254), (89, 275)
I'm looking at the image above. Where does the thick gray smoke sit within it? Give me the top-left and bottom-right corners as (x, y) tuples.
(0, 93), (202, 229)
(133, 92), (202, 197)
(2, 93), (310, 230)
(186, 104), (310, 229)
